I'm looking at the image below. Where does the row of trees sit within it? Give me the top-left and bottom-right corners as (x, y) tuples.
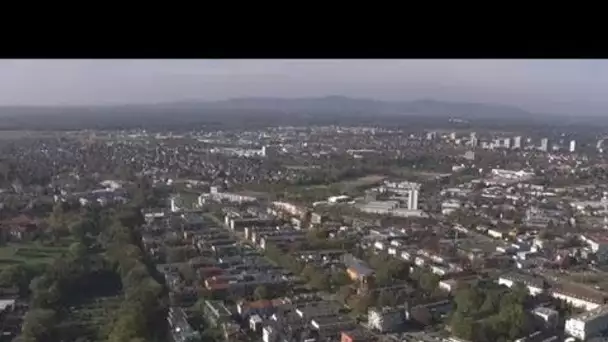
(104, 207), (168, 342)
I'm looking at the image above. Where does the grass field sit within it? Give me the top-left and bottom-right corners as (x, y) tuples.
(388, 167), (451, 181)
(0, 241), (71, 270)
(308, 175), (387, 191)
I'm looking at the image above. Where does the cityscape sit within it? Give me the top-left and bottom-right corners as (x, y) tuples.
(0, 60), (608, 342)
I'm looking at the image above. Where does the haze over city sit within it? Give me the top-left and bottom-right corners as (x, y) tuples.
(1, 59), (608, 116)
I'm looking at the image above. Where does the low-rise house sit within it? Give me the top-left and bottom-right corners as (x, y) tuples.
(532, 306), (559, 330)
(343, 254), (375, 283)
(0, 215), (40, 241)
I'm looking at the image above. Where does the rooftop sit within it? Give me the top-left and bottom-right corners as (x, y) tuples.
(569, 304), (608, 322)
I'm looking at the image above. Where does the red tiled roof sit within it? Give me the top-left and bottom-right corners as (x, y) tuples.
(1, 215), (37, 227)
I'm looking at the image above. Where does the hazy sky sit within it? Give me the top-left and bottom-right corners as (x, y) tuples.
(1, 59), (608, 115)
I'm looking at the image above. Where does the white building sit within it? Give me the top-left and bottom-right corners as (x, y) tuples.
(513, 136), (522, 149)
(328, 195), (351, 204)
(469, 132), (478, 147)
(497, 273), (546, 296)
(551, 288), (604, 311)
(569, 140), (576, 153)
(565, 305), (608, 340)
(487, 228), (505, 240)
(272, 201), (306, 217)
(540, 138), (549, 152)
(380, 181), (421, 210)
(491, 169), (535, 180)
(442, 200), (462, 215)
(170, 196), (179, 212)
(532, 306), (559, 330)
(199, 187), (257, 205)
(581, 234), (608, 262)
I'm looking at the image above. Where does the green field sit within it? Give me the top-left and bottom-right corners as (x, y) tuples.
(0, 241), (70, 269)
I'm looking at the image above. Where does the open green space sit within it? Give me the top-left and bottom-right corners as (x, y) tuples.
(0, 241), (70, 269)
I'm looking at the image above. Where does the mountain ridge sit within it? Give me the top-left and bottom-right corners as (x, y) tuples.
(0, 96), (541, 119)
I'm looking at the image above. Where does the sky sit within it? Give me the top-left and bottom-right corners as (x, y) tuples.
(1, 59), (608, 115)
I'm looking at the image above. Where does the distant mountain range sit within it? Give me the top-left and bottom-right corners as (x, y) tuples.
(0, 96), (537, 120)
(143, 96), (537, 119)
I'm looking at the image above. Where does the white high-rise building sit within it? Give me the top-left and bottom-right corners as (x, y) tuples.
(382, 181), (421, 211)
(569, 140), (576, 153)
(408, 183), (420, 210)
(469, 132), (478, 147)
(449, 132), (457, 141)
(513, 136), (522, 149)
(540, 138), (549, 152)
(503, 138), (511, 149)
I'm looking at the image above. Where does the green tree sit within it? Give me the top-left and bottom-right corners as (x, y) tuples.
(254, 285), (270, 300)
(21, 308), (58, 342)
(337, 285), (353, 304)
(107, 306), (146, 342)
(330, 270), (351, 287)
(450, 311), (474, 341)
(454, 286), (483, 316)
(0, 264), (44, 297)
(309, 272), (330, 291)
(479, 290), (502, 316)
(419, 271), (440, 295)
(48, 202), (67, 234)
(69, 242), (88, 258)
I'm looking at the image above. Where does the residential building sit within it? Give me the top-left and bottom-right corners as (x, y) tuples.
(168, 307), (201, 342)
(566, 305), (608, 340)
(570, 140), (576, 153)
(532, 307), (558, 330)
(343, 254), (375, 292)
(341, 329), (377, 342)
(550, 284), (606, 311)
(203, 300), (233, 327)
(497, 273), (547, 296)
